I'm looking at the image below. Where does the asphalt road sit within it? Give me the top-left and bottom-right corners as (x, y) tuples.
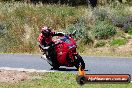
(0, 54), (132, 76)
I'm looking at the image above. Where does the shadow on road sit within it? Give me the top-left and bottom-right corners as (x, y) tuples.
(51, 68), (88, 72)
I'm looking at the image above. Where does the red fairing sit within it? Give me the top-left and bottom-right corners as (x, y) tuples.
(56, 43), (69, 65)
(54, 36), (77, 66)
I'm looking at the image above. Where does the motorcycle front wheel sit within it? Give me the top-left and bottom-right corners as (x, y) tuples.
(74, 54), (85, 70)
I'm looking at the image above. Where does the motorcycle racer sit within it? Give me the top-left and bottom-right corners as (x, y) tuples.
(40, 30), (85, 70)
(37, 26), (65, 57)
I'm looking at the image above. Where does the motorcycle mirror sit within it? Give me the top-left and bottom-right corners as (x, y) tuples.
(72, 30), (76, 36)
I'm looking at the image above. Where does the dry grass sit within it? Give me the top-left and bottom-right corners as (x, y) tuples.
(82, 38), (132, 57)
(0, 2), (131, 57)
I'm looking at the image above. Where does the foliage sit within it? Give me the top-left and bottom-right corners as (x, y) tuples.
(0, 0), (87, 6)
(91, 21), (117, 39)
(0, 2), (132, 53)
(1, 0), (132, 5)
(109, 3), (132, 33)
(94, 40), (106, 48)
(0, 23), (6, 36)
(128, 29), (132, 35)
(93, 8), (108, 21)
(0, 2), (79, 53)
(112, 16), (132, 32)
(66, 18), (93, 45)
(110, 38), (128, 46)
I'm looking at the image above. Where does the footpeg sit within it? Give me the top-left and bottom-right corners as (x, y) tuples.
(41, 55), (47, 60)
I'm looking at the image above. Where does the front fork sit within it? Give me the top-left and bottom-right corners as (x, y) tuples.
(68, 52), (78, 62)
(72, 52), (78, 56)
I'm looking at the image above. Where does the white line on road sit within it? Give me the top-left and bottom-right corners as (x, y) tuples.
(0, 67), (54, 73)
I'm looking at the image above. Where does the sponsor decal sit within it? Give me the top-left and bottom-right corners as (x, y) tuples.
(76, 66), (131, 85)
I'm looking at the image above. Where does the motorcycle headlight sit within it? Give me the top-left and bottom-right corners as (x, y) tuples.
(68, 45), (76, 49)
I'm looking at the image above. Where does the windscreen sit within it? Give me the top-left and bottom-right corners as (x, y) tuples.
(60, 35), (71, 44)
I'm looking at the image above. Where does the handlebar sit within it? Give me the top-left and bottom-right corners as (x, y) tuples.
(68, 30), (76, 37)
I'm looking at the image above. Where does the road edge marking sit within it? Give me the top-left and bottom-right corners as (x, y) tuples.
(0, 67), (54, 73)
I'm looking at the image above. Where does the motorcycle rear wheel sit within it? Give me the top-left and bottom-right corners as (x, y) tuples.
(74, 54), (85, 70)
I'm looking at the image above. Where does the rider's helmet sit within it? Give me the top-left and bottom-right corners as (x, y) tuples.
(41, 26), (51, 37)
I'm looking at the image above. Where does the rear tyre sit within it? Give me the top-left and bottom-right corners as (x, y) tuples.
(74, 54), (85, 70)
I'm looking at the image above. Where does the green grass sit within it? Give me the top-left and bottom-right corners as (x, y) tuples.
(110, 38), (128, 46)
(0, 72), (132, 88)
(128, 30), (132, 35)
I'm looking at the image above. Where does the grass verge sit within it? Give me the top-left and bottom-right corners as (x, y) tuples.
(0, 72), (132, 88)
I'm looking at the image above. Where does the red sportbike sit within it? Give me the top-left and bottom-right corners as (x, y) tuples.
(42, 32), (85, 70)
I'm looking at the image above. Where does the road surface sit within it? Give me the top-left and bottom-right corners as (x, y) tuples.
(0, 54), (132, 77)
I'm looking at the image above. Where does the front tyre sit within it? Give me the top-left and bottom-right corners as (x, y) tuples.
(74, 54), (85, 70)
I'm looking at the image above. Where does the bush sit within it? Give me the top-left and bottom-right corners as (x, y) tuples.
(66, 18), (93, 45)
(0, 22), (9, 52)
(112, 16), (127, 27)
(91, 21), (117, 39)
(128, 29), (132, 35)
(94, 41), (106, 48)
(109, 3), (132, 33)
(93, 8), (108, 21)
(110, 38), (128, 46)
(112, 16), (132, 32)
(0, 23), (6, 36)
